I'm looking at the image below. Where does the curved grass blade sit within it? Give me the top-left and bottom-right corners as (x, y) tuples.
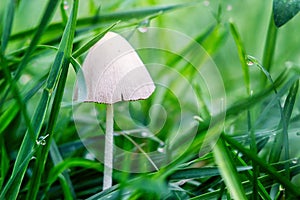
(50, 141), (76, 198)
(58, 174), (74, 200)
(246, 56), (289, 166)
(72, 21), (119, 58)
(44, 158), (103, 197)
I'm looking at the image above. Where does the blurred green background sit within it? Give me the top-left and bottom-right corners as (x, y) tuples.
(1, 0), (300, 199)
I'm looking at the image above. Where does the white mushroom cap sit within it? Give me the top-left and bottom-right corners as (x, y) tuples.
(79, 31), (155, 104)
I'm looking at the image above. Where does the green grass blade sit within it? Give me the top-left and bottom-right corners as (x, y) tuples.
(247, 110), (260, 200)
(1, 0), (14, 53)
(72, 21), (119, 58)
(60, 0), (68, 26)
(0, 135), (9, 189)
(229, 22), (250, 95)
(283, 80), (299, 123)
(247, 57), (296, 184)
(213, 137), (247, 200)
(236, 156), (271, 200)
(44, 158), (104, 196)
(25, 1), (79, 199)
(282, 80), (299, 170)
(226, 69), (287, 118)
(169, 166), (252, 180)
(26, 59), (74, 200)
(0, 147), (37, 199)
(201, 24), (227, 56)
(246, 56), (290, 169)
(261, 13), (277, 85)
(223, 134), (300, 197)
(49, 141), (76, 197)
(12, 0), (60, 80)
(58, 174), (74, 200)
(26, 55), (70, 200)
(0, 74), (46, 135)
(0, 101), (19, 134)
(269, 79), (299, 180)
(229, 24), (259, 198)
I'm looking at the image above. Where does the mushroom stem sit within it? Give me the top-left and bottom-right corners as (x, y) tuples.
(103, 104), (114, 190)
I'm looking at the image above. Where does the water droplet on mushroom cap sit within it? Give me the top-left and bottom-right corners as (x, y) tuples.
(78, 32), (155, 104)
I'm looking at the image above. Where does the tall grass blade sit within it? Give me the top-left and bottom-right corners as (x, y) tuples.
(229, 22), (250, 94)
(25, 1), (79, 199)
(26, 51), (72, 200)
(49, 141), (76, 198)
(213, 137), (247, 200)
(0, 135), (9, 189)
(246, 56), (289, 165)
(1, 0), (14, 53)
(269, 79), (299, 179)
(229, 24), (260, 198)
(261, 13), (277, 85)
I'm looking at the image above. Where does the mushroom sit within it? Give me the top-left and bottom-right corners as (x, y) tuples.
(77, 32), (155, 190)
